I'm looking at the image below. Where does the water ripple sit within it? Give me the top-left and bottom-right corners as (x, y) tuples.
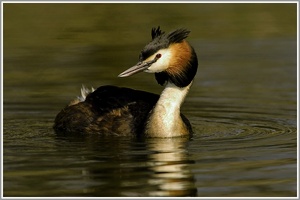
(190, 104), (296, 142)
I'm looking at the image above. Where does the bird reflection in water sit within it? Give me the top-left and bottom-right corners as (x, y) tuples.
(145, 137), (197, 197)
(54, 135), (197, 197)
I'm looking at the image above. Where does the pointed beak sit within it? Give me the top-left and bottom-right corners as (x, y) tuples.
(118, 56), (160, 78)
(118, 61), (151, 77)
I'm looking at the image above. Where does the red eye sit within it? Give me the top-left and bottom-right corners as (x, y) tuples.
(156, 54), (161, 59)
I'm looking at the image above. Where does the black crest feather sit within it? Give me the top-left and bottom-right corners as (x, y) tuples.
(167, 28), (190, 44)
(140, 27), (190, 61)
(151, 26), (164, 40)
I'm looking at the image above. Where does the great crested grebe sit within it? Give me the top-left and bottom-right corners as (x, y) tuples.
(54, 27), (198, 137)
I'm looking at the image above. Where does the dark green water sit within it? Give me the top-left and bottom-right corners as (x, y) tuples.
(3, 3), (297, 197)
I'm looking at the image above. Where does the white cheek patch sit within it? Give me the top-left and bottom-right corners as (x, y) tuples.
(144, 49), (172, 73)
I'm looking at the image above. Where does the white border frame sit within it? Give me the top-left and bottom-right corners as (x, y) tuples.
(0, 1), (298, 200)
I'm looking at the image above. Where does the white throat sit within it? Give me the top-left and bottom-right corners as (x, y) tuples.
(145, 81), (192, 137)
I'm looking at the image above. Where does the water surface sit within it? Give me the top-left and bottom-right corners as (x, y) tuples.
(3, 3), (297, 197)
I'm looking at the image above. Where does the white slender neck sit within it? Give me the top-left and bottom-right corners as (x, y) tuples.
(145, 81), (192, 137)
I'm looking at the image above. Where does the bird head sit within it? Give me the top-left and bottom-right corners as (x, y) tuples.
(118, 26), (198, 87)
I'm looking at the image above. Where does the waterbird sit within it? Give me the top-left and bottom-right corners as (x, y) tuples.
(53, 26), (198, 137)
